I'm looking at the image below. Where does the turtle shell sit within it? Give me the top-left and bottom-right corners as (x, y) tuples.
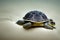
(23, 11), (48, 22)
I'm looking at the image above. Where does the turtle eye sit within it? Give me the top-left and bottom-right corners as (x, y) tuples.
(51, 22), (55, 25)
(48, 21), (55, 27)
(50, 19), (53, 21)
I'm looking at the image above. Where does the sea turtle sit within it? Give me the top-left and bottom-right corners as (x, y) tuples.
(16, 11), (55, 30)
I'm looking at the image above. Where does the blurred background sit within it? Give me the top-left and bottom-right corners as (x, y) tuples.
(0, 0), (60, 40)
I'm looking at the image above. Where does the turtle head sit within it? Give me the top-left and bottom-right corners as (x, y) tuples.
(48, 19), (56, 29)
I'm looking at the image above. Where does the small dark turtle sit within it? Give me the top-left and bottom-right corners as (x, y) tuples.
(16, 10), (56, 30)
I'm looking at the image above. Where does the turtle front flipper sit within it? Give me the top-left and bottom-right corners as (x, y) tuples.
(23, 22), (32, 29)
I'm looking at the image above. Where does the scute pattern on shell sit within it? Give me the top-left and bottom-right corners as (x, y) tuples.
(23, 11), (48, 22)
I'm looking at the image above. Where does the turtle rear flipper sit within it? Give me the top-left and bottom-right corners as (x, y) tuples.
(16, 20), (25, 25)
